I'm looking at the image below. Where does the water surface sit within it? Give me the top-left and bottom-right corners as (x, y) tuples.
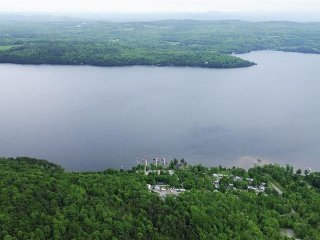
(1, 51), (320, 171)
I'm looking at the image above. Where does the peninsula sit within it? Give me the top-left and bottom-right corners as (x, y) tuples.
(0, 17), (320, 68)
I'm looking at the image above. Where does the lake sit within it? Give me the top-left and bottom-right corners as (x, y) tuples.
(1, 51), (320, 171)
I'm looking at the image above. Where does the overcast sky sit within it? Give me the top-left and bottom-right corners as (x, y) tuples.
(0, 0), (320, 13)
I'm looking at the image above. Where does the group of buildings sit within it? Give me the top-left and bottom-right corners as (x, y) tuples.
(213, 173), (267, 193)
(147, 183), (186, 198)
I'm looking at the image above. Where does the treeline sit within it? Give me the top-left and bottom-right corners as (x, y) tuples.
(0, 42), (254, 68)
(0, 157), (320, 239)
(0, 19), (319, 68)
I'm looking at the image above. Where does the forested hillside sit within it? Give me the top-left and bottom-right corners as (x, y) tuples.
(0, 157), (319, 239)
(0, 17), (319, 68)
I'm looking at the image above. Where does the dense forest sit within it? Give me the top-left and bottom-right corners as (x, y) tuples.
(0, 157), (320, 239)
(0, 16), (320, 68)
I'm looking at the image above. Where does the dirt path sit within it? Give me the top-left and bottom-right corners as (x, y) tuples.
(270, 182), (283, 195)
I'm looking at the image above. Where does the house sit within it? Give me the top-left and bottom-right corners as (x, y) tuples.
(234, 176), (242, 181)
(213, 173), (228, 179)
(175, 188), (186, 192)
(153, 182), (169, 192)
(246, 178), (254, 183)
(248, 186), (258, 191)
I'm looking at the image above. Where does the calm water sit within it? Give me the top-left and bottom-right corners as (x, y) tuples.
(1, 51), (320, 171)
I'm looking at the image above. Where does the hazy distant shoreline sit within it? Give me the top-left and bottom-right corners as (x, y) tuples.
(1, 11), (320, 22)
